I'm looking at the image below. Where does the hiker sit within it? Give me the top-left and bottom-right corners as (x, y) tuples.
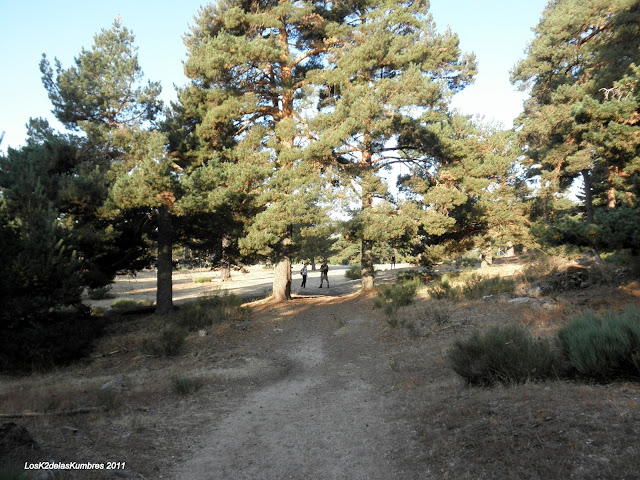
(319, 261), (330, 288)
(300, 263), (308, 288)
(391, 254), (396, 269)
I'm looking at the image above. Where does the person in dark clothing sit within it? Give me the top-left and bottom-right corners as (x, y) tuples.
(319, 261), (330, 288)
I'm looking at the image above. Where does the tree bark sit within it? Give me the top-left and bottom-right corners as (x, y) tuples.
(582, 170), (595, 223)
(607, 165), (617, 209)
(272, 256), (292, 301)
(220, 235), (231, 282)
(156, 206), (173, 314)
(361, 239), (375, 291)
(481, 246), (493, 268)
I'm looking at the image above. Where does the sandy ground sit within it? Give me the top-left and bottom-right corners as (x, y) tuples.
(85, 263), (409, 309)
(173, 292), (426, 480)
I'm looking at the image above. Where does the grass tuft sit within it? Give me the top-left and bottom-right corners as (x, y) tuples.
(141, 324), (188, 357)
(175, 294), (249, 331)
(375, 279), (420, 327)
(171, 376), (204, 395)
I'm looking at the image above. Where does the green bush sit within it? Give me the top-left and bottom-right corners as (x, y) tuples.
(171, 376), (204, 395)
(344, 266), (362, 280)
(175, 294), (249, 331)
(558, 305), (640, 382)
(428, 273), (515, 301)
(142, 324), (187, 357)
(111, 298), (153, 310)
(447, 325), (560, 386)
(375, 279), (420, 327)
(396, 269), (432, 284)
(428, 275), (462, 301)
(461, 274), (516, 299)
(193, 276), (212, 283)
(0, 310), (103, 371)
(457, 255), (480, 268)
(87, 285), (114, 300)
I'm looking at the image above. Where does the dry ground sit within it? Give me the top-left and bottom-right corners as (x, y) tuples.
(2, 259), (640, 479)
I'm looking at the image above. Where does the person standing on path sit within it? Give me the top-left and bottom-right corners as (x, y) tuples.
(390, 255), (396, 269)
(300, 263), (308, 288)
(319, 261), (330, 288)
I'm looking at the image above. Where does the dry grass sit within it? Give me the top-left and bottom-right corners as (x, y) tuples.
(382, 259), (640, 479)
(1, 258), (640, 479)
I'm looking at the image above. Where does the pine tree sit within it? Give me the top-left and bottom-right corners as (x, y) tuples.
(180, 0), (350, 300)
(40, 19), (174, 312)
(399, 116), (533, 261)
(512, 0), (640, 222)
(309, 0), (476, 289)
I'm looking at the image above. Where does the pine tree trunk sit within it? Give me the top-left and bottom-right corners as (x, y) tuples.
(481, 245), (493, 268)
(607, 166), (617, 209)
(220, 235), (231, 282)
(272, 257), (292, 301)
(581, 170), (594, 224)
(156, 206), (173, 315)
(361, 239), (375, 291)
(311, 258), (316, 271)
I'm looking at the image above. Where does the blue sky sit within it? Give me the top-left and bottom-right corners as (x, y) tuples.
(0, 0), (548, 152)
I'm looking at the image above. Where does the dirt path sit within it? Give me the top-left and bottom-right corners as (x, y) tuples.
(174, 291), (427, 479)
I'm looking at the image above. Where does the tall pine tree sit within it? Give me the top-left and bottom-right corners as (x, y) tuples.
(40, 19), (177, 312)
(180, 0), (350, 300)
(309, 0), (476, 289)
(512, 0), (640, 223)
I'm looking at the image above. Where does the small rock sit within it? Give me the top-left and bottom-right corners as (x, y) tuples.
(346, 318), (366, 325)
(508, 297), (536, 304)
(61, 426), (78, 434)
(100, 374), (126, 391)
(198, 330), (207, 337)
(482, 295), (495, 301)
(273, 328), (283, 333)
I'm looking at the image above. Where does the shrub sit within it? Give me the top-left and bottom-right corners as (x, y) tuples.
(558, 305), (640, 382)
(396, 269), (432, 284)
(141, 324), (187, 357)
(111, 298), (153, 310)
(375, 279), (420, 327)
(457, 255), (480, 268)
(344, 266), (362, 280)
(428, 273), (515, 301)
(193, 276), (212, 283)
(87, 285), (114, 300)
(175, 294), (249, 331)
(171, 376), (204, 395)
(0, 310), (103, 371)
(447, 325), (560, 386)
(428, 275), (462, 301)
(460, 274), (516, 299)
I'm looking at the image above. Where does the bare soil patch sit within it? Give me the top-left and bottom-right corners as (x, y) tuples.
(2, 260), (640, 479)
